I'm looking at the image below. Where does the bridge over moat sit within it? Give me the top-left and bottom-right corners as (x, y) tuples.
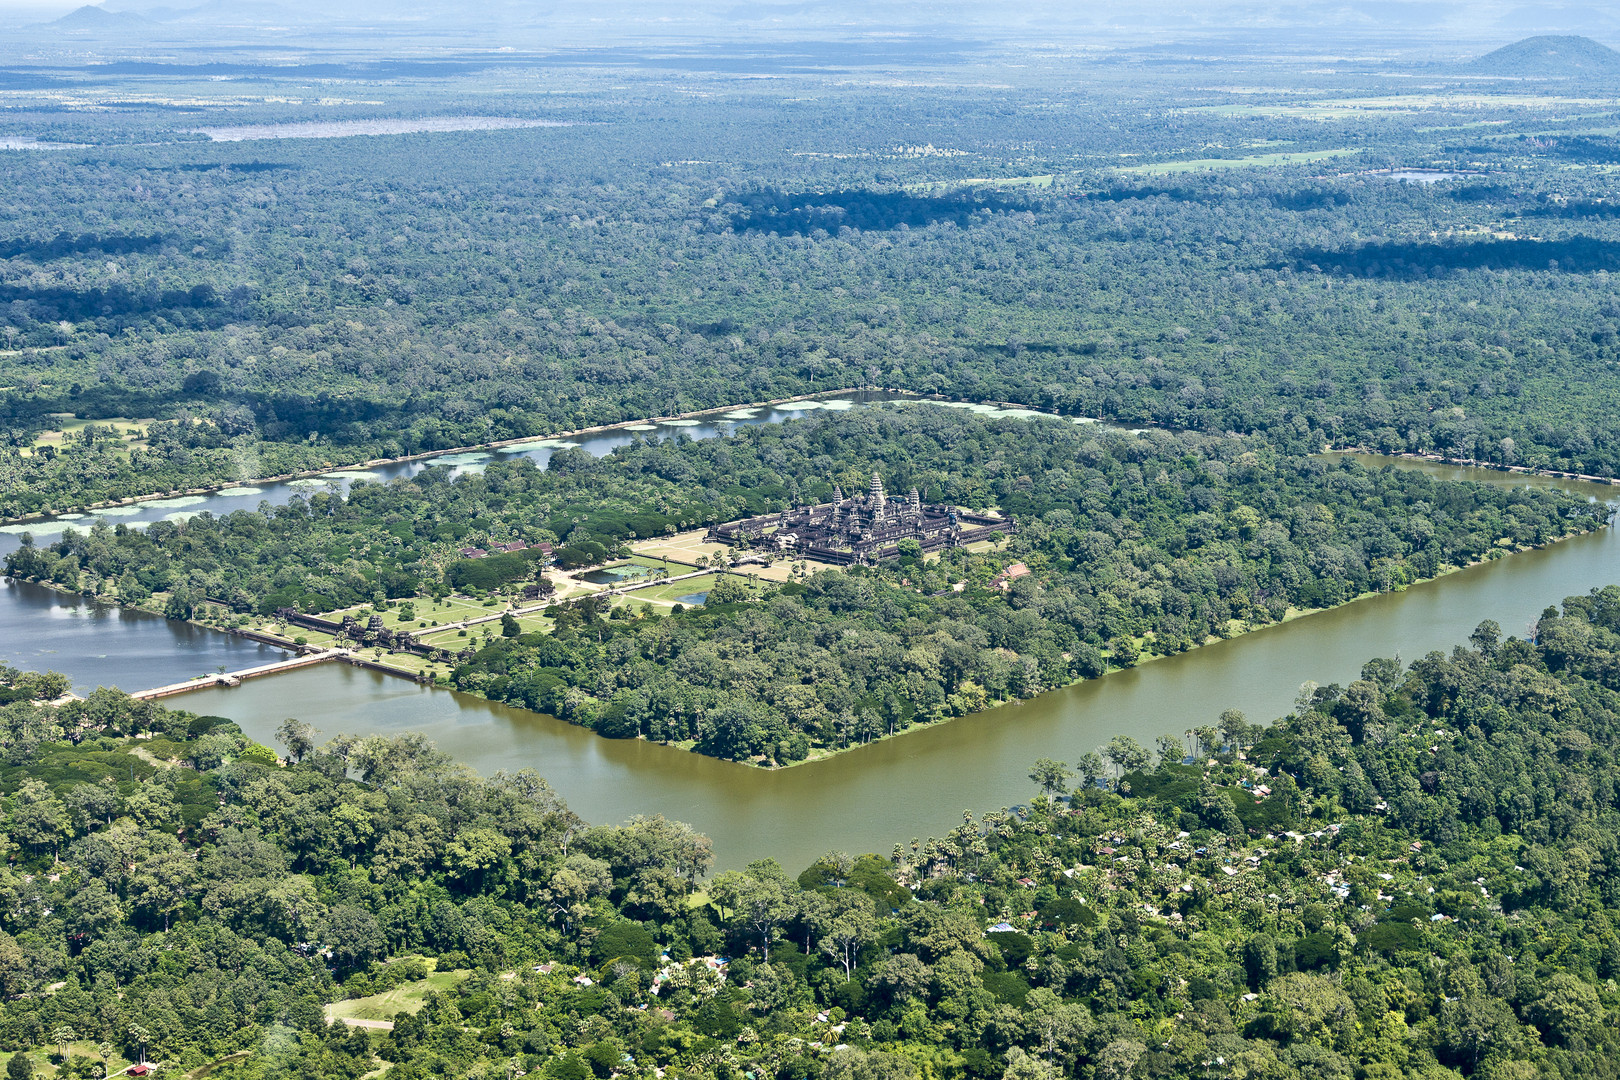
(130, 648), (353, 701)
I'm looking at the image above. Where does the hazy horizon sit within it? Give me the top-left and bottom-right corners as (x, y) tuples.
(0, 0), (1615, 56)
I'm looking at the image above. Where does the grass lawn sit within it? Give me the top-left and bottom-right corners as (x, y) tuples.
(414, 624), (476, 646)
(930, 537), (1009, 560)
(262, 626), (338, 648)
(428, 595), (503, 620)
(7, 1042), (131, 1078)
(419, 610), (555, 638)
(326, 966), (471, 1023)
(23, 414), (155, 458)
(508, 611), (556, 634)
(353, 651), (447, 680)
(621, 574), (724, 608)
(547, 576), (599, 600)
(316, 594), (496, 631)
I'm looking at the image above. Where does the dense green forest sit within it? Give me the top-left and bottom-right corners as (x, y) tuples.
(9, 46), (1620, 1080)
(5, 590), (1620, 1077)
(5, 407), (1601, 761)
(11, 66), (1620, 514)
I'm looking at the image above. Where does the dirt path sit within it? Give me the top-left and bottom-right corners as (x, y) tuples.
(328, 1016), (395, 1031)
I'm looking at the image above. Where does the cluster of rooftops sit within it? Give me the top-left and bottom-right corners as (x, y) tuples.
(457, 540), (554, 560)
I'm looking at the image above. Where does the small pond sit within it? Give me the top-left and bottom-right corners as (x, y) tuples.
(579, 564), (661, 585)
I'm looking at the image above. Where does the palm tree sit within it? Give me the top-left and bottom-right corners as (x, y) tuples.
(127, 1023), (150, 1065)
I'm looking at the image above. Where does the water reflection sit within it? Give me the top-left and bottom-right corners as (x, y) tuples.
(0, 578), (291, 695)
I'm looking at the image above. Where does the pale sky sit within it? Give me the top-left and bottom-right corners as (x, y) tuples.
(1, 0), (1617, 42)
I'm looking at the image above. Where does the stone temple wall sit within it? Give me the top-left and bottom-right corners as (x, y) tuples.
(708, 473), (1014, 565)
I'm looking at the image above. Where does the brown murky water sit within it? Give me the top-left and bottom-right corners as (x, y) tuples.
(177, 458), (1620, 870)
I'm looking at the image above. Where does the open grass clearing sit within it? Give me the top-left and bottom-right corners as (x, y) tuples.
(633, 529), (844, 583)
(9, 1040), (134, 1077)
(923, 537), (1011, 562)
(1119, 148), (1358, 174)
(22, 414), (155, 457)
(620, 573), (725, 608)
(411, 608), (557, 639)
(263, 625), (338, 648)
(414, 626), (478, 650)
(317, 594), (495, 631)
(507, 612), (556, 634)
(326, 965), (470, 1024)
(545, 576), (601, 601)
(354, 650), (454, 681)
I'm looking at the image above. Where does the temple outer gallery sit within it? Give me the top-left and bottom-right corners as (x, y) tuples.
(708, 473), (1016, 566)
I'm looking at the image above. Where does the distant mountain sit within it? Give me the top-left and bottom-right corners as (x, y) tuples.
(1469, 34), (1620, 76)
(45, 4), (155, 29)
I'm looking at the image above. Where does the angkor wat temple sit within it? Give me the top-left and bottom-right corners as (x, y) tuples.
(708, 473), (1015, 565)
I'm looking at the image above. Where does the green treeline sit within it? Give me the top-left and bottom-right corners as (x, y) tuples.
(6, 408), (1603, 762)
(6, 590), (1620, 1077)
